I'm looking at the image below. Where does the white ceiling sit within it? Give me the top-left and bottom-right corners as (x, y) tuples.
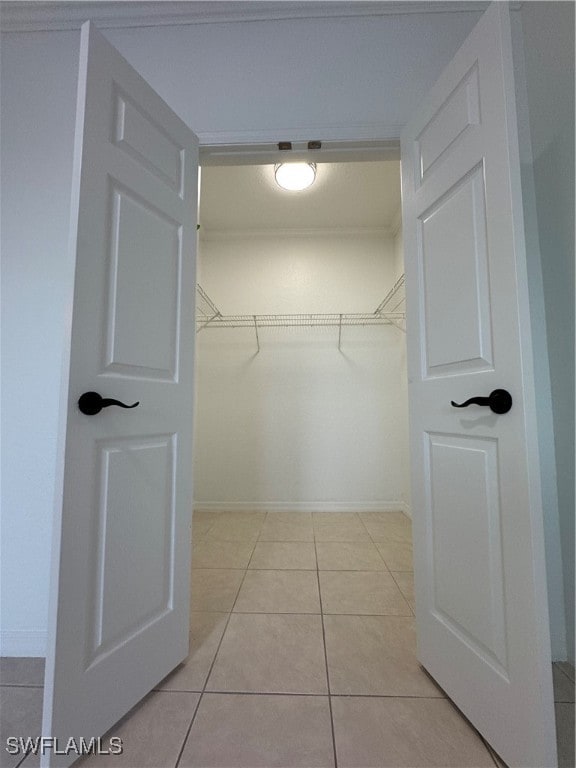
(199, 161), (401, 233)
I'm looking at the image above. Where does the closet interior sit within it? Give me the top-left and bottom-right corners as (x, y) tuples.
(193, 159), (411, 514)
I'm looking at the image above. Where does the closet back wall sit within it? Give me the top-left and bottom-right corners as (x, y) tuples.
(194, 231), (410, 512)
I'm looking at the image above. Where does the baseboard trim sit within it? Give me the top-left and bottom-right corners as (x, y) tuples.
(0, 630), (46, 657)
(400, 502), (412, 518)
(194, 501), (405, 513)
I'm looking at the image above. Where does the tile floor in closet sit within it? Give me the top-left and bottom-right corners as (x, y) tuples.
(1, 510), (574, 768)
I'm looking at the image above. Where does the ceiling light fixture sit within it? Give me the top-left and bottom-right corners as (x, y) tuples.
(274, 162), (317, 191)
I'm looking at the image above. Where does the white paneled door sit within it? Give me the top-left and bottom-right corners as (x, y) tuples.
(401, 4), (556, 768)
(42, 23), (198, 768)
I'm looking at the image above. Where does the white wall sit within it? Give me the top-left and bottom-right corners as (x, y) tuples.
(0, 31), (80, 656)
(518, 2), (575, 665)
(194, 232), (409, 510)
(102, 12), (481, 141)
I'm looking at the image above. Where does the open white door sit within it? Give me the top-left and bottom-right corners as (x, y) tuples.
(43, 22), (198, 767)
(401, 4), (556, 767)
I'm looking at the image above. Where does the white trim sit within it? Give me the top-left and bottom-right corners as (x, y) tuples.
(400, 501), (412, 519)
(0, 630), (47, 658)
(200, 226), (395, 241)
(1, 2), (491, 34)
(199, 127), (403, 150)
(194, 501), (405, 513)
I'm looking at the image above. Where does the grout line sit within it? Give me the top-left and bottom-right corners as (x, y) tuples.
(357, 515), (394, 573)
(554, 661), (576, 684)
(175, 548), (253, 768)
(173, 621), (230, 765)
(245, 534), (260, 569)
(229, 610), (413, 617)
(15, 750), (32, 768)
(480, 734), (508, 768)
(314, 537), (339, 768)
(170, 689), (448, 699)
(172, 691), (203, 768)
(387, 571), (414, 617)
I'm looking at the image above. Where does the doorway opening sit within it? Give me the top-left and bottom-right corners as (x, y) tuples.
(192, 157), (410, 523)
(182, 156), (445, 765)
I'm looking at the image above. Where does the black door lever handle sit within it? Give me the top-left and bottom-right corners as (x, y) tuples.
(451, 389), (512, 415)
(78, 391), (140, 416)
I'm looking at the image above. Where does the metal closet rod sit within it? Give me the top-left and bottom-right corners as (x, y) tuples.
(195, 278), (406, 350)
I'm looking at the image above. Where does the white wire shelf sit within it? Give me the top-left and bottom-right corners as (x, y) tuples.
(196, 276), (406, 350)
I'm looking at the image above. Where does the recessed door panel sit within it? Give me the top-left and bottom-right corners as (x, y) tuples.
(89, 435), (176, 666)
(426, 433), (507, 671)
(420, 165), (492, 376)
(416, 64), (480, 183)
(114, 88), (183, 194)
(105, 184), (181, 380)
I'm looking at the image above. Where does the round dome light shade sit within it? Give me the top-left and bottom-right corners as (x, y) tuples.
(274, 162), (317, 191)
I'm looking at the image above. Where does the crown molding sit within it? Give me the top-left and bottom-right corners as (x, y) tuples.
(1, 1), (491, 34)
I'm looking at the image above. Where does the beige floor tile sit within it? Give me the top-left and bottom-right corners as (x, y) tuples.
(331, 696), (493, 767)
(363, 521), (412, 543)
(205, 519), (262, 542)
(313, 512), (361, 525)
(259, 519), (314, 542)
(554, 664), (576, 703)
(78, 691), (199, 768)
(193, 510), (222, 521)
(391, 571), (415, 611)
(0, 687), (43, 768)
(192, 540), (255, 569)
(316, 542), (386, 571)
(324, 615), (443, 696)
(266, 511), (312, 524)
(375, 540), (413, 571)
(486, 751), (507, 768)
(235, 570), (320, 614)
(319, 571), (412, 615)
(359, 511), (411, 525)
(556, 703), (575, 768)
(156, 613), (228, 692)
(216, 511), (267, 523)
(557, 661), (576, 681)
(179, 693), (334, 768)
(0, 657), (45, 687)
(249, 542), (317, 570)
(314, 522), (371, 542)
(190, 569), (244, 612)
(207, 613), (328, 694)
(191, 520), (214, 538)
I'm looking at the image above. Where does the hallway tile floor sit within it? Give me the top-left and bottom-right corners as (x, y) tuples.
(1, 510), (574, 767)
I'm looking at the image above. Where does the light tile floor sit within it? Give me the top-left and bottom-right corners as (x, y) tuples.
(1, 510), (574, 767)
